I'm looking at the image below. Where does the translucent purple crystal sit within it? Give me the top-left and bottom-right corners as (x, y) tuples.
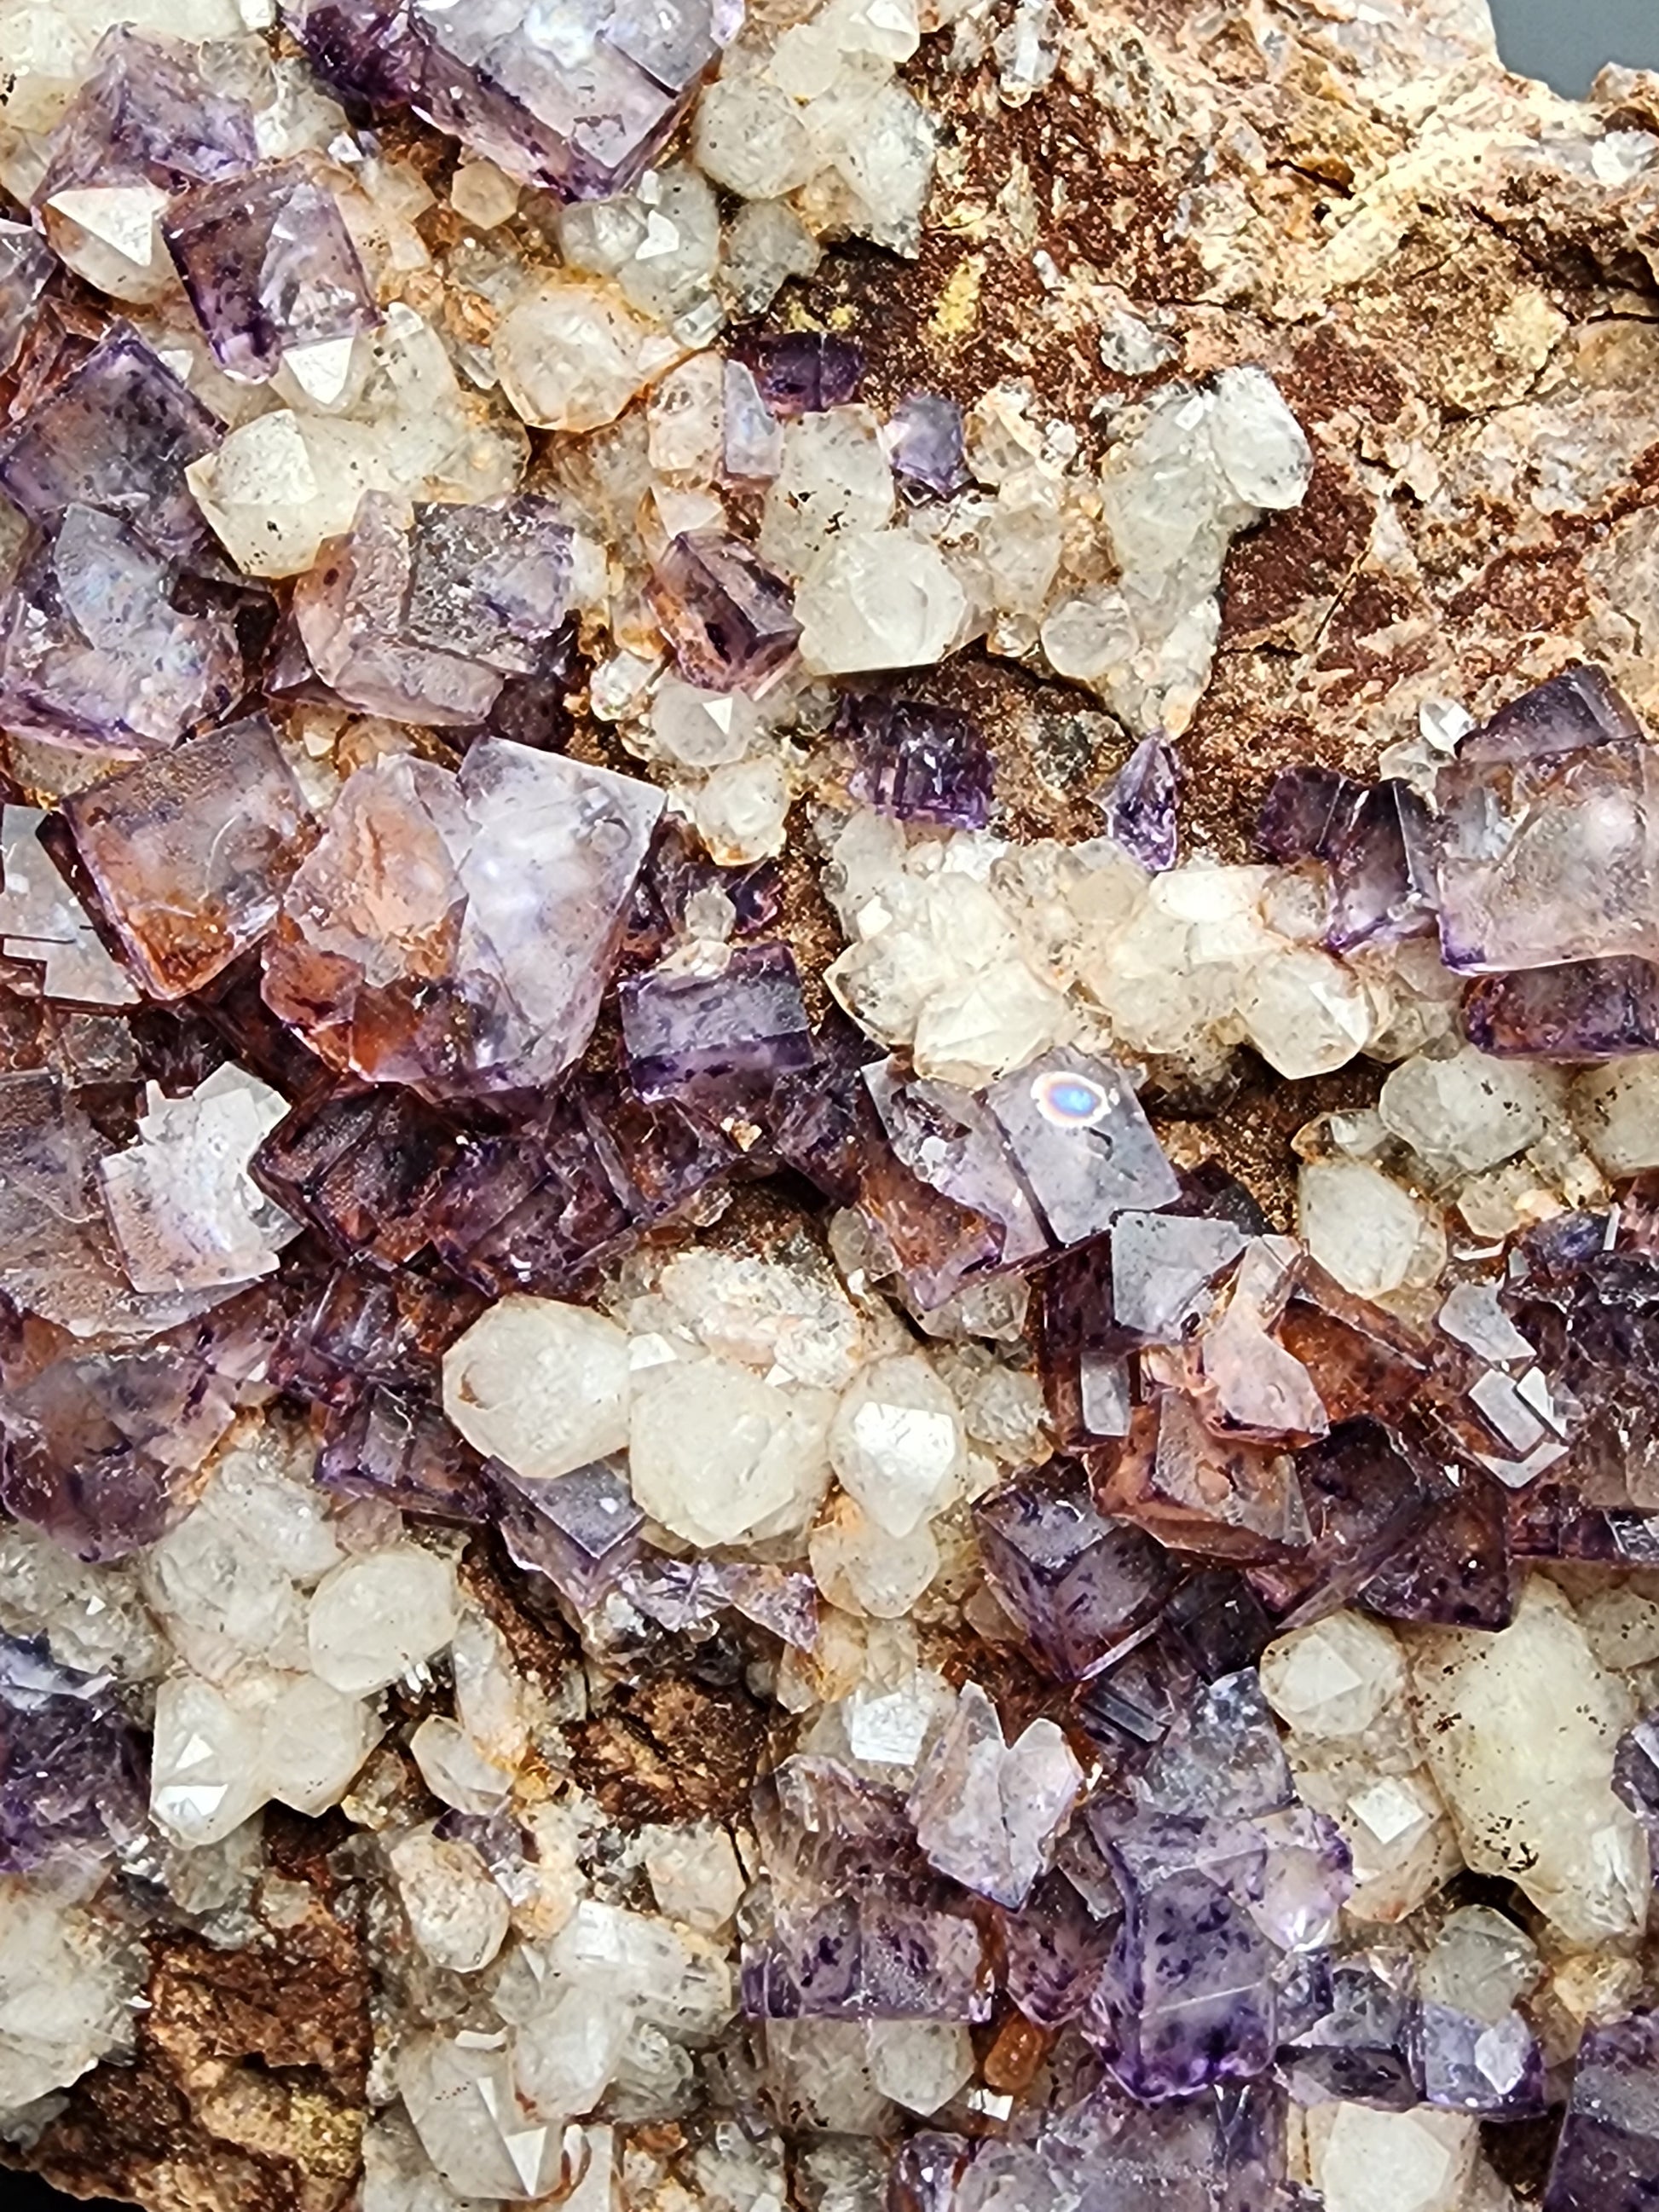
(974, 1460), (1177, 1681)
(1110, 1210), (1245, 1343)
(0, 223), (56, 377)
(1463, 661), (1640, 761)
(251, 1084), (463, 1269)
(618, 941), (812, 1107)
(1544, 2010), (1659, 2211)
(286, 0), (737, 200)
(1002, 1867), (1119, 2028)
(1612, 1711), (1659, 1835)
(985, 1049), (1181, 1249)
(1418, 1998), (1545, 2117)
(0, 325), (224, 569)
(66, 715), (314, 996)
(1285, 1949), (1419, 2107)
(494, 1458), (644, 1607)
(35, 27), (258, 201)
(164, 159), (380, 381)
(720, 360), (783, 484)
(1326, 779), (1436, 953)
(1039, 1240), (1135, 1448)
(1255, 765), (1359, 863)
(0, 506), (241, 756)
(275, 1262), (474, 1407)
(0, 1636), (147, 1872)
(749, 332), (864, 417)
(841, 693), (994, 831)
(1464, 956), (1659, 1059)
(1101, 736), (1180, 873)
(906, 1680), (1084, 1909)
(887, 392), (968, 499)
(291, 493), (575, 725)
(317, 1385), (489, 1522)
(647, 530), (801, 692)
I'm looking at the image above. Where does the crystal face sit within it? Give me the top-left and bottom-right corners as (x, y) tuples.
(3, 5), (1658, 2209)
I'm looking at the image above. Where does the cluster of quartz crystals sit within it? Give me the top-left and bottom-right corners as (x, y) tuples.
(3, 5), (1659, 2212)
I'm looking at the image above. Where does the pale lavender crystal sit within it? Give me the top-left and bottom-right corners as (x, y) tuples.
(1137, 1672), (1295, 1822)
(1463, 661), (1640, 762)
(264, 738), (663, 1099)
(973, 1461), (1178, 1682)
(1544, 2010), (1659, 2211)
(318, 1387), (489, 1524)
(1256, 765), (1358, 863)
(164, 159), (379, 381)
(1101, 736), (1179, 872)
(720, 360), (783, 483)
(1327, 779), (1436, 953)
(1432, 735), (1659, 971)
(1612, 1712), (1659, 1838)
(0, 326), (223, 569)
(1110, 1209), (1245, 1343)
(495, 1458), (644, 1606)
(1286, 1951), (1420, 2107)
(1418, 1999), (1545, 2116)
(0, 223), (55, 376)
(985, 1048), (1181, 1248)
(648, 529), (800, 692)
(34, 27), (258, 200)
(292, 492), (574, 725)
(749, 332), (864, 416)
(286, 0), (737, 200)
(0, 505), (242, 754)
(1464, 957), (1659, 1059)
(842, 694), (994, 832)
(1002, 1867), (1119, 2028)
(618, 940), (812, 1106)
(887, 392), (967, 499)
(0, 1635), (147, 1872)
(906, 1680), (1084, 1909)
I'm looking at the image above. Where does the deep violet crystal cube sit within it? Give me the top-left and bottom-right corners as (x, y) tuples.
(842, 692), (994, 831)
(648, 529), (801, 692)
(619, 940), (812, 1107)
(1544, 2009), (1659, 2211)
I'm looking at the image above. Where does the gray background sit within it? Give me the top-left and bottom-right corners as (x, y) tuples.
(1490, 0), (1659, 94)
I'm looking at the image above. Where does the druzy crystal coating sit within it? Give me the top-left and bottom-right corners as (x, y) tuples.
(1, 4), (1656, 2209)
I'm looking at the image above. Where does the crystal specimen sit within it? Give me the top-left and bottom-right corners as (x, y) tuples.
(251, 1083), (460, 1268)
(0, 805), (136, 1006)
(0, 505), (243, 754)
(619, 940), (812, 1106)
(828, 1353), (964, 1537)
(0, 326), (223, 569)
(1465, 956), (1659, 1058)
(0, 223), (56, 376)
(1101, 736), (1179, 872)
(1543, 2010), (1659, 2211)
(442, 1296), (631, 1483)
(291, 492), (575, 725)
(100, 1066), (298, 1294)
(795, 531), (967, 673)
(907, 1681), (1084, 1909)
(749, 332), (864, 416)
(648, 529), (801, 691)
(841, 693), (994, 831)
(287, 0), (738, 201)
(164, 159), (379, 382)
(318, 1387), (489, 1523)
(307, 1543), (459, 1695)
(629, 1355), (830, 1546)
(263, 739), (663, 1100)
(0, 1637), (147, 1873)
(887, 393), (967, 498)
(495, 1458), (643, 1608)
(66, 715), (314, 998)
(974, 1460), (1176, 1680)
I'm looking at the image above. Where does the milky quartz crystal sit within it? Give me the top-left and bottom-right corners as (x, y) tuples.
(263, 739), (663, 1099)
(1408, 1580), (1648, 1944)
(442, 1297), (630, 1482)
(629, 1354), (832, 1545)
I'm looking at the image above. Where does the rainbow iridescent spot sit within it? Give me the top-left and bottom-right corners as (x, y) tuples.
(1031, 1067), (1115, 1129)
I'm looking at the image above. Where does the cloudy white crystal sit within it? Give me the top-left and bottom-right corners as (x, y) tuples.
(442, 1297), (630, 1485)
(308, 1546), (460, 1697)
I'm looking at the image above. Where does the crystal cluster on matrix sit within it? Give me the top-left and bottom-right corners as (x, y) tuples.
(0, 4), (1656, 2212)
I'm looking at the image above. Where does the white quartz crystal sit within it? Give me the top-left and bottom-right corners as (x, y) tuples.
(1240, 949), (1371, 1079)
(442, 1297), (630, 1484)
(1304, 2103), (1478, 2212)
(1408, 1577), (1648, 1943)
(410, 1715), (517, 1817)
(641, 1822), (746, 1932)
(494, 277), (683, 433)
(308, 1546), (460, 1696)
(1298, 1160), (1442, 1301)
(100, 1066), (298, 1295)
(796, 530), (968, 673)
(1380, 1048), (1554, 1175)
(810, 1489), (940, 1617)
(829, 1353), (965, 1535)
(390, 1828), (512, 1974)
(629, 1356), (832, 1546)
(692, 754), (792, 864)
(1572, 1057), (1659, 1176)
(397, 2029), (566, 2200)
(694, 77), (815, 199)
(1262, 1613), (1410, 1741)
(450, 159), (519, 229)
(866, 2020), (974, 2117)
(150, 1672), (267, 1847)
(0, 1881), (133, 2112)
(760, 407), (896, 576)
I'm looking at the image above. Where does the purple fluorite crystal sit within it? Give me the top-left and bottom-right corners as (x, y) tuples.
(647, 530), (801, 692)
(0, 506), (242, 755)
(1101, 736), (1180, 872)
(1464, 956), (1659, 1059)
(986, 1049), (1181, 1248)
(35, 27), (258, 202)
(1255, 765), (1359, 863)
(1463, 661), (1640, 761)
(841, 693), (994, 831)
(1285, 1950), (1419, 2107)
(288, 0), (738, 199)
(317, 1385), (489, 1522)
(494, 1458), (644, 1606)
(1326, 778), (1436, 952)
(0, 224), (55, 377)
(291, 493), (575, 725)
(887, 392), (967, 498)
(618, 941), (812, 1107)
(0, 1637), (147, 1872)
(165, 159), (380, 381)
(749, 332), (864, 416)
(0, 325), (224, 569)
(1544, 2010), (1659, 2210)
(251, 1084), (462, 1269)
(1002, 1867), (1119, 2028)
(906, 1679), (1084, 1909)
(66, 715), (314, 996)
(974, 1459), (1177, 1681)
